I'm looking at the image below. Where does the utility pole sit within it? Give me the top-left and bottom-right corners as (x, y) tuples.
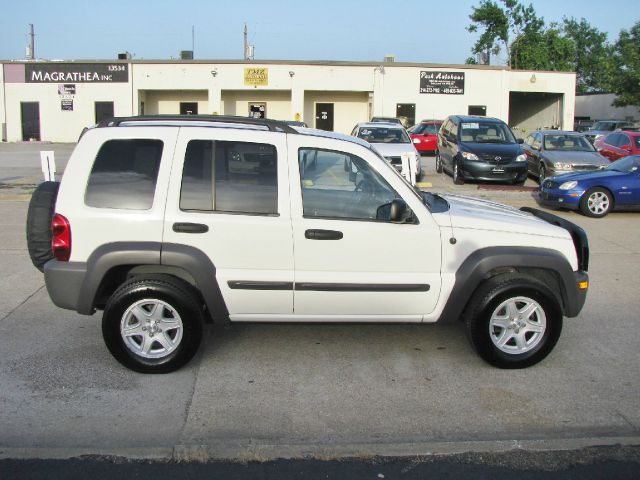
(243, 23), (248, 60)
(27, 24), (35, 60)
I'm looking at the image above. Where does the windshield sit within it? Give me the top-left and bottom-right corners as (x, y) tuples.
(458, 122), (517, 144)
(409, 123), (441, 135)
(591, 121), (632, 131)
(607, 155), (640, 173)
(357, 127), (411, 144)
(543, 134), (595, 152)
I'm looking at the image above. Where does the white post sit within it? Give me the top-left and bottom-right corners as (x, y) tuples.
(40, 151), (56, 181)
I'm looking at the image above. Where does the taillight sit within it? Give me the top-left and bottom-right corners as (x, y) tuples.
(51, 214), (71, 262)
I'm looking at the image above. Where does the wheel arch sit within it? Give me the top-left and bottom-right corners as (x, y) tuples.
(438, 246), (581, 324)
(78, 242), (229, 322)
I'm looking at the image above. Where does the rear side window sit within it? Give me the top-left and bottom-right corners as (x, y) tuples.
(180, 140), (278, 215)
(85, 139), (163, 210)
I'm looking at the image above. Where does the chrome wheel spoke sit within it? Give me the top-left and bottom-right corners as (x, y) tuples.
(120, 299), (183, 359)
(489, 296), (547, 355)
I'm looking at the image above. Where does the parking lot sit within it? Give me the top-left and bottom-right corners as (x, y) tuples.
(0, 143), (638, 460)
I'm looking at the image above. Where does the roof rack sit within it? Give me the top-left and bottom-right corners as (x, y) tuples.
(95, 115), (299, 134)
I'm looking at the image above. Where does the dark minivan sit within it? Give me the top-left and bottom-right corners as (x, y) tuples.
(436, 115), (528, 185)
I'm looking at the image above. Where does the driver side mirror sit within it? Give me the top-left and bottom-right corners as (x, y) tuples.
(517, 138), (525, 144)
(376, 198), (413, 223)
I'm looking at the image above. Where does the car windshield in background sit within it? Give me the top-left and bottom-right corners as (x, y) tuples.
(543, 135), (595, 152)
(459, 122), (516, 144)
(607, 155), (640, 173)
(591, 121), (632, 131)
(357, 127), (411, 144)
(410, 123), (441, 135)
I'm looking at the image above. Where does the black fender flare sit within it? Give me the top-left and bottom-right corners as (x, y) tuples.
(438, 246), (587, 323)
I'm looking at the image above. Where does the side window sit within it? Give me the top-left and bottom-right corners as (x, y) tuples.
(180, 140), (278, 215)
(532, 133), (542, 150)
(85, 139), (163, 210)
(299, 148), (399, 221)
(524, 135), (534, 146)
(617, 134), (631, 148)
(605, 133), (619, 146)
(449, 121), (459, 142)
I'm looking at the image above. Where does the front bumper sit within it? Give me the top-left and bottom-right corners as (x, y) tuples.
(538, 187), (584, 210)
(460, 160), (528, 182)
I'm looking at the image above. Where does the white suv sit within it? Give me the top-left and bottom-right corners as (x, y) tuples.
(27, 116), (589, 373)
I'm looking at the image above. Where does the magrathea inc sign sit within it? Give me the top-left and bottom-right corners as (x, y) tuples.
(25, 63), (129, 83)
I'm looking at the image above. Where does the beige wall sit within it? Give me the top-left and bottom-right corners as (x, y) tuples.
(1, 61), (577, 142)
(304, 91), (370, 134)
(221, 90), (291, 120)
(3, 81), (131, 142)
(142, 90), (208, 115)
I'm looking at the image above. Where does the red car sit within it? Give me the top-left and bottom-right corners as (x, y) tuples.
(408, 120), (442, 154)
(594, 130), (640, 161)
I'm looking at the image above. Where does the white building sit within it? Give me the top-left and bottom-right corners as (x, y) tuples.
(1, 59), (576, 142)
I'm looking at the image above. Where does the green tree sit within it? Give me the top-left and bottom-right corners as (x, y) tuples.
(510, 24), (575, 71)
(609, 21), (640, 107)
(562, 17), (613, 92)
(467, 0), (544, 67)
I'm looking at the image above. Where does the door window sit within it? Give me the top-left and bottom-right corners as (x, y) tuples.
(299, 148), (399, 221)
(180, 140), (278, 215)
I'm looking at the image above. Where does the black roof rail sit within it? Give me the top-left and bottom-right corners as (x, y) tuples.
(95, 115), (299, 134)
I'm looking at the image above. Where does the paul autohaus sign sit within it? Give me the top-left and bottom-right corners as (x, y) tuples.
(25, 63), (129, 83)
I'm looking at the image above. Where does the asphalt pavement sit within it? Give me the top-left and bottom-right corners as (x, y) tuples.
(0, 144), (638, 473)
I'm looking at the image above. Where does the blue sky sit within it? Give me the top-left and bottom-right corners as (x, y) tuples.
(0, 0), (637, 64)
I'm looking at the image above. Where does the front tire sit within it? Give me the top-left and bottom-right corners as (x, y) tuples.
(435, 153), (443, 173)
(579, 187), (612, 218)
(465, 274), (563, 369)
(102, 276), (204, 373)
(453, 162), (464, 185)
(538, 164), (546, 183)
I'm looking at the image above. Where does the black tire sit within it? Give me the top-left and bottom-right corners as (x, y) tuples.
(579, 187), (613, 218)
(538, 164), (546, 183)
(464, 273), (563, 369)
(453, 162), (464, 185)
(102, 276), (204, 373)
(26, 181), (60, 271)
(435, 153), (443, 173)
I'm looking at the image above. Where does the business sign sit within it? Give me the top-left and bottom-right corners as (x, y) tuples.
(419, 71), (465, 95)
(61, 99), (74, 111)
(24, 63), (128, 83)
(244, 67), (268, 86)
(58, 84), (76, 95)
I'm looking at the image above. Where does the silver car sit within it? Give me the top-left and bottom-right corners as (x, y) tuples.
(351, 122), (421, 182)
(522, 130), (609, 182)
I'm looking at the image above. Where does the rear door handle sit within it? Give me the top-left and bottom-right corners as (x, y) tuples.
(305, 229), (343, 240)
(173, 222), (209, 234)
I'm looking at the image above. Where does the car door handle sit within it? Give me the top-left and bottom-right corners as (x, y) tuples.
(305, 229), (343, 240)
(173, 222), (209, 234)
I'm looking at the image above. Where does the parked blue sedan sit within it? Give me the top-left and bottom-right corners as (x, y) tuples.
(539, 155), (640, 218)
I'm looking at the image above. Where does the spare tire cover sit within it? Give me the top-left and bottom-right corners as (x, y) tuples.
(26, 181), (60, 271)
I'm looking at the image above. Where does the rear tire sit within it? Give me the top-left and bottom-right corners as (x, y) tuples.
(465, 274), (563, 369)
(538, 164), (546, 183)
(26, 181), (60, 271)
(102, 276), (204, 373)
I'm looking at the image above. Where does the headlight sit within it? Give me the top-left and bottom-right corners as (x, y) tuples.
(559, 181), (578, 190)
(515, 154), (526, 162)
(461, 151), (479, 161)
(413, 138), (421, 143)
(554, 162), (573, 171)
(594, 134), (604, 142)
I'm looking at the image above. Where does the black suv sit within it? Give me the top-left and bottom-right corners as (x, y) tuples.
(436, 115), (527, 185)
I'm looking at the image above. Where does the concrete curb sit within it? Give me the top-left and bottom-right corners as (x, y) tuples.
(1, 435), (639, 461)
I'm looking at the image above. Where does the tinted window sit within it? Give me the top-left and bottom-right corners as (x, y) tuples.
(299, 148), (399, 221)
(604, 133), (620, 146)
(617, 134), (631, 148)
(85, 139), (163, 210)
(633, 136), (640, 149)
(180, 140), (277, 215)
